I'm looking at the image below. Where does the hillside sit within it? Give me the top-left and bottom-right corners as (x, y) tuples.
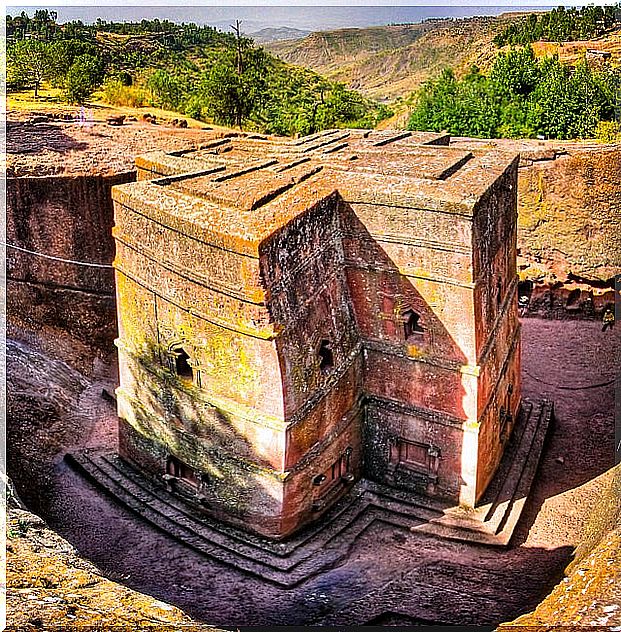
(267, 14), (621, 103)
(266, 15), (517, 101)
(251, 27), (310, 44)
(6, 14), (388, 137)
(531, 26), (621, 65)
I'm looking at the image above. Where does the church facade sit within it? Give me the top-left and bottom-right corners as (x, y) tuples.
(111, 129), (521, 539)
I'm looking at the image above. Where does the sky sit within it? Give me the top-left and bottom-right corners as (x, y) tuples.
(7, 4), (573, 33)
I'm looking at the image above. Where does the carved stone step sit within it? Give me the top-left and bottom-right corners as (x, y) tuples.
(66, 398), (553, 585)
(413, 399), (553, 545)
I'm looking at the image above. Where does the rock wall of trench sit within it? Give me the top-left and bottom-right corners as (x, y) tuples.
(516, 145), (620, 319)
(7, 172), (134, 374)
(518, 146), (621, 284)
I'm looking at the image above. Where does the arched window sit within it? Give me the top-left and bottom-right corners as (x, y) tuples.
(403, 309), (423, 340)
(318, 339), (334, 374)
(173, 347), (193, 382)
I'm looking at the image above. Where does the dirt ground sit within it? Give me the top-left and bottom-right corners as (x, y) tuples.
(7, 317), (619, 627)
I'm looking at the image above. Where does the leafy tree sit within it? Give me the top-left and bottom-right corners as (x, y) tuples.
(489, 47), (540, 97)
(527, 58), (612, 139)
(497, 101), (535, 139)
(200, 42), (269, 129)
(147, 69), (187, 110)
(407, 68), (459, 133)
(64, 54), (104, 104)
(7, 39), (54, 97)
(407, 46), (621, 140)
(48, 39), (100, 87)
(408, 67), (501, 138)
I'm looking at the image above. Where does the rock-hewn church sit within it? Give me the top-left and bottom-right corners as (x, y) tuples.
(111, 129), (521, 539)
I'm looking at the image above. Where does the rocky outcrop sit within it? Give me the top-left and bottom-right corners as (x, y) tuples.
(6, 503), (217, 630)
(451, 138), (620, 318)
(499, 464), (621, 629)
(6, 115), (221, 373)
(7, 172), (130, 373)
(517, 145), (620, 284)
(516, 144), (619, 318)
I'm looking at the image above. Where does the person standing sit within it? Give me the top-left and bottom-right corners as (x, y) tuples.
(602, 306), (615, 331)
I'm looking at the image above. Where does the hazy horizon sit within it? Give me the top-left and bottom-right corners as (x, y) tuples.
(8, 5), (554, 34)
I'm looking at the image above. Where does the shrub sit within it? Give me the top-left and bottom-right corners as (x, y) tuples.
(64, 54), (104, 104)
(596, 120), (621, 142)
(101, 77), (151, 107)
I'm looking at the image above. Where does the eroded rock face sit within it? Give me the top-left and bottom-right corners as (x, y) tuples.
(7, 173), (128, 374)
(451, 138), (621, 285)
(6, 506), (215, 630)
(499, 464), (621, 629)
(5, 114), (228, 375)
(517, 146), (621, 284)
(451, 138), (620, 319)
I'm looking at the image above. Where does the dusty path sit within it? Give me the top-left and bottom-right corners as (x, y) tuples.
(7, 318), (619, 626)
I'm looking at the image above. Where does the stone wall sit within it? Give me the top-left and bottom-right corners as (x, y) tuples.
(7, 172), (134, 373)
(450, 138), (620, 319)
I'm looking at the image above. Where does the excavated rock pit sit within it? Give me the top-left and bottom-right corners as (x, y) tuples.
(6, 115), (620, 627)
(7, 317), (619, 626)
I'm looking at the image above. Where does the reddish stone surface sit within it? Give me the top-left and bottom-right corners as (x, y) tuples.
(112, 129), (521, 538)
(6, 116), (223, 374)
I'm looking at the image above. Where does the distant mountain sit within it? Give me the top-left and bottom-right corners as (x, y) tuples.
(266, 15), (517, 101)
(251, 27), (311, 44)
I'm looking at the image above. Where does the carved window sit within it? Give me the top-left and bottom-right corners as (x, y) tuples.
(314, 447), (353, 488)
(403, 309), (423, 340)
(311, 448), (353, 511)
(166, 455), (198, 487)
(172, 347), (193, 382)
(330, 448), (352, 481)
(318, 339), (334, 374)
(390, 438), (439, 479)
(566, 288), (581, 309)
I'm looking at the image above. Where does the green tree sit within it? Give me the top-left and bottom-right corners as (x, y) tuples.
(147, 69), (186, 110)
(407, 67), (502, 138)
(407, 68), (459, 133)
(526, 58), (610, 139)
(7, 39), (54, 97)
(48, 39), (100, 88)
(200, 41), (269, 129)
(490, 46), (540, 97)
(64, 54), (104, 104)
